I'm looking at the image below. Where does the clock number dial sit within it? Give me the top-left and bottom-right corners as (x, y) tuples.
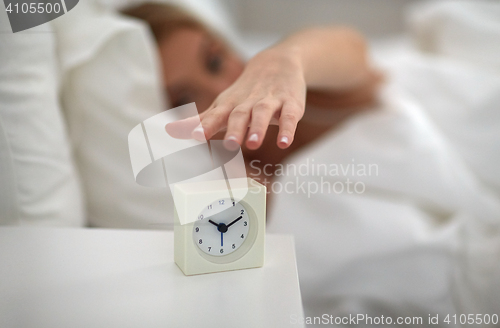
(193, 198), (250, 256)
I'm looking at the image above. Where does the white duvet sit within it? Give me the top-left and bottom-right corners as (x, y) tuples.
(267, 1), (500, 326)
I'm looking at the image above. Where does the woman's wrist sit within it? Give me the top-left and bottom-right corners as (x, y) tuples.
(264, 27), (372, 90)
(247, 44), (304, 80)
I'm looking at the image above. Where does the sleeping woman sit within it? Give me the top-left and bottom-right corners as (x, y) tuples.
(122, 3), (382, 182)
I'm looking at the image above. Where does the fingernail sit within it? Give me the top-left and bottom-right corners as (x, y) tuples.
(280, 136), (289, 145)
(193, 124), (204, 133)
(224, 136), (239, 151)
(248, 133), (258, 143)
(192, 124), (205, 140)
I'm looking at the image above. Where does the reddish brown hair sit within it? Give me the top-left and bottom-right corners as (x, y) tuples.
(121, 2), (207, 43)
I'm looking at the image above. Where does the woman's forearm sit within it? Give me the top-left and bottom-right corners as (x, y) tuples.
(270, 27), (372, 91)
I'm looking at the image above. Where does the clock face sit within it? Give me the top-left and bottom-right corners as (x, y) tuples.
(193, 198), (250, 257)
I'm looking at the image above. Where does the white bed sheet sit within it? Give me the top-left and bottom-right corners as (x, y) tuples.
(267, 1), (500, 326)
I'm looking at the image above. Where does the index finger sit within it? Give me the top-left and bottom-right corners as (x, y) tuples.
(165, 115), (202, 140)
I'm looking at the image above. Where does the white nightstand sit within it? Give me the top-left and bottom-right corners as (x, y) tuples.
(0, 227), (304, 328)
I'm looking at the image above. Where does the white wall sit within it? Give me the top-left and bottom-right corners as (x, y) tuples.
(221, 0), (422, 38)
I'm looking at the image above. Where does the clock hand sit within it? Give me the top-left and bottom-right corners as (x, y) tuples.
(209, 219), (229, 234)
(221, 232), (223, 247)
(226, 216), (243, 229)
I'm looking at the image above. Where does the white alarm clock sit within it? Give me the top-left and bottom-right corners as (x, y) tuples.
(173, 178), (266, 275)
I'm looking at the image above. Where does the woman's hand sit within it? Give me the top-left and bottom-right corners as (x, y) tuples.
(194, 47), (306, 150)
(166, 27), (375, 150)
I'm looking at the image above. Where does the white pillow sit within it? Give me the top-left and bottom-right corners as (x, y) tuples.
(54, 0), (239, 229)
(0, 6), (85, 226)
(55, 1), (170, 229)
